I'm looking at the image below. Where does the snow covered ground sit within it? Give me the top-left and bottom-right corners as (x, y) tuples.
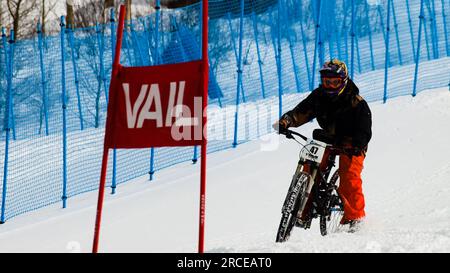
(0, 87), (449, 253)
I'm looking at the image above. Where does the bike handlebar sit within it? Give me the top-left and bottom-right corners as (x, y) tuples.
(277, 127), (354, 155)
(277, 127), (308, 141)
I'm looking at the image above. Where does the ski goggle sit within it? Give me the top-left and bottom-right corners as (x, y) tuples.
(321, 77), (343, 89)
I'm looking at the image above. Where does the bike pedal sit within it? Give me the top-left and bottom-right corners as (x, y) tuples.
(295, 218), (311, 229)
(295, 218), (304, 228)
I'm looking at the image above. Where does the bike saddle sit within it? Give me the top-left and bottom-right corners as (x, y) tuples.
(312, 129), (335, 145)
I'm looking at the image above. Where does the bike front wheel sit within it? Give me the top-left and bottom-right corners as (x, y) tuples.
(276, 172), (310, 243)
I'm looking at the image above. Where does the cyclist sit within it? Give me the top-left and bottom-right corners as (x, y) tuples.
(273, 59), (372, 232)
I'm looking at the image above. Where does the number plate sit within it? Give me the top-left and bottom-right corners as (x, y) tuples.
(299, 139), (327, 164)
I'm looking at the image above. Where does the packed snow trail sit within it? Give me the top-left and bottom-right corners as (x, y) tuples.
(0, 87), (449, 252)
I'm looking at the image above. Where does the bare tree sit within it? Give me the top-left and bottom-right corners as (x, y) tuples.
(71, 0), (125, 28)
(72, 0), (105, 28)
(40, 0), (57, 34)
(6, 0), (38, 39)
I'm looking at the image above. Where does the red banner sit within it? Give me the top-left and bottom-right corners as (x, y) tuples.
(93, 3), (209, 254)
(104, 61), (205, 149)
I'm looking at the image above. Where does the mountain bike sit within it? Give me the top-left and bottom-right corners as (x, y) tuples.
(275, 128), (345, 243)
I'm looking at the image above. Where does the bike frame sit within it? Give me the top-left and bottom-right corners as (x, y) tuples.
(296, 147), (338, 221)
(281, 128), (342, 222)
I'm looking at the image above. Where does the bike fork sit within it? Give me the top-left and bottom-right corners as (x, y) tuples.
(296, 168), (318, 220)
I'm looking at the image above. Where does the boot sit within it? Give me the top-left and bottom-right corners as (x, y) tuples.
(348, 219), (364, 233)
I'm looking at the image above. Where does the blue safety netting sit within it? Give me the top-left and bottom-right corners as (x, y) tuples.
(0, 0), (449, 222)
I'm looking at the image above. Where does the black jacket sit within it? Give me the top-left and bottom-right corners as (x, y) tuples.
(284, 80), (372, 149)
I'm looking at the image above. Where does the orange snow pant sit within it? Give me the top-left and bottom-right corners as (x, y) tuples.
(338, 153), (366, 221)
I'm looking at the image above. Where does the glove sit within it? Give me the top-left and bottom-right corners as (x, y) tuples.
(272, 114), (293, 132)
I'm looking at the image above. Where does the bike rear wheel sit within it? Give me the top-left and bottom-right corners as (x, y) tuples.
(320, 169), (344, 236)
(320, 207), (344, 235)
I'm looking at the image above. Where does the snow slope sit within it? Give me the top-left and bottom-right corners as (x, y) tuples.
(0, 87), (449, 253)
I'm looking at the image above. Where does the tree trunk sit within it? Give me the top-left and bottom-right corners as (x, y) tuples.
(0, 1), (3, 28)
(41, 0), (45, 34)
(161, 0), (199, 9)
(126, 0), (132, 21)
(66, 0), (75, 28)
(12, 0), (22, 38)
(104, 0), (114, 9)
(104, 0), (115, 23)
(13, 10), (19, 38)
